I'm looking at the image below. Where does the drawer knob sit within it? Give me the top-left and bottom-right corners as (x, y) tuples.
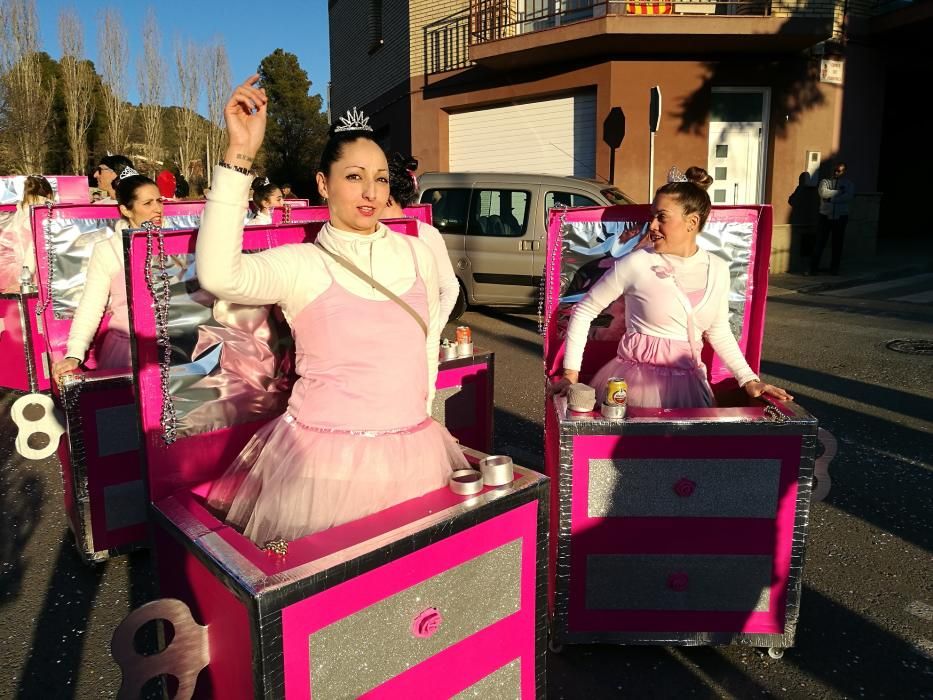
(411, 607), (443, 638)
(673, 478), (696, 498)
(667, 573), (690, 592)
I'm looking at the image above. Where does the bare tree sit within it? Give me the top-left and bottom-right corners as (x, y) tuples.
(174, 39), (202, 181)
(98, 8), (131, 155)
(0, 0), (54, 173)
(138, 7), (165, 175)
(203, 41), (231, 186)
(58, 7), (95, 175)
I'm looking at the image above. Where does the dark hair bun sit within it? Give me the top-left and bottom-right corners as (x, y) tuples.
(684, 166), (713, 191)
(391, 152), (418, 172)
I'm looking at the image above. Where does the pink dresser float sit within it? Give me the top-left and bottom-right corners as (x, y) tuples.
(0, 176), (91, 390)
(0, 291), (45, 392)
(110, 221), (548, 699)
(543, 204), (818, 659)
(30, 201), (207, 562)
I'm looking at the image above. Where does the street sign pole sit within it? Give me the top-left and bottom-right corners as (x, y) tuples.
(649, 86), (662, 201)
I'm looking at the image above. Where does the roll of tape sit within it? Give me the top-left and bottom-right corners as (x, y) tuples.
(479, 455), (514, 486)
(449, 469), (484, 495)
(600, 402), (626, 420)
(456, 342), (474, 357)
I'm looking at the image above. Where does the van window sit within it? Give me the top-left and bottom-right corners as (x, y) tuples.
(423, 188), (471, 234)
(467, 189), (530, 237)
(545, 191), (600, 217)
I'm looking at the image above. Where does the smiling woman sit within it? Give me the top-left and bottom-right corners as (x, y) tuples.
(196, 76), (468, 545)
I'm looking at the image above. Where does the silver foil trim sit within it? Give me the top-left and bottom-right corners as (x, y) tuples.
(307, 540), (522, 698)
(48, 214), (203, 318)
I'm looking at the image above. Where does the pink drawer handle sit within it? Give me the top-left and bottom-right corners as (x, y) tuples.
(667, 573), (689, 592)
(411, 608), (443, 638)
(673, 478), (696, 498)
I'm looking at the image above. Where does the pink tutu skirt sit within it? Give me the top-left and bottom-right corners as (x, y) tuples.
(591, 331), (714, 409)
(206, 414), (468, 544)
(96, 329), (132, 370)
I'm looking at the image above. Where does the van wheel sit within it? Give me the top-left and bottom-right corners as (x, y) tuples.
(449, 282), (468, 321)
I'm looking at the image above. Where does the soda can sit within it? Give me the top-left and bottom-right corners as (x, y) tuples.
(607, 377), (628, 406)
(456, 326), (472, 345)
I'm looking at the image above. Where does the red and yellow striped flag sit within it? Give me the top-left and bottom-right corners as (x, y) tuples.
(626, 1), (673, 14)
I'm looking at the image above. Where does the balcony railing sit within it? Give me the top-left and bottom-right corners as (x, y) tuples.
(469, 0), (772, 44)
(424, 0), (776, 75)
(425, 8), (473, 75)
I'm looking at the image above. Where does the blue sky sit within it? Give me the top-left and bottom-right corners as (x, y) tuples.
(37, 0), (331, 113)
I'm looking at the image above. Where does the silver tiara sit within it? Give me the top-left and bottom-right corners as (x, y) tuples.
(334, 107), (373, 133)
(118, 166), (140, 180)
(666, 166), (688, 184)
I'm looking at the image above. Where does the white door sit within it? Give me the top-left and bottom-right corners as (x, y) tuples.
(706, 89), (768, 205)
(707, 123), (762, 205)
(448, 93), (596, 178)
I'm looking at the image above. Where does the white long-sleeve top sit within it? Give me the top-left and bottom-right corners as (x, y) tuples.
(196, 166), (442, 411)
(65, 220), (128, 361)
(416, 220), (459, 324)
(563, 247), (758, 386)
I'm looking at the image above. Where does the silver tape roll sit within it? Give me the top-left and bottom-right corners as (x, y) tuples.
(479, 455), (514, 486)
(600, 402), (626, 420)
(440, 344), (458, 361)
(456, 342), (474, 357)
(449, 469), (484, 495)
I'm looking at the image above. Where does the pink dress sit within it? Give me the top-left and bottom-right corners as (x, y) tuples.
(206, 238), (467, 544)
(590, 288), (713, 408)
(95, 263), (131, 369)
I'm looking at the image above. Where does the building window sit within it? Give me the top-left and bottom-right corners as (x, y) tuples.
(368, 0), (384, 54)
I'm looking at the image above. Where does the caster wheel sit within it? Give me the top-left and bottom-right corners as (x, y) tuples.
(767, 646), (784, 660)
(548, 637), (564, 654)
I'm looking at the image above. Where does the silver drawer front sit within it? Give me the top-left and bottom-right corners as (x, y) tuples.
(308, 538), (522, 698)
(588, 458), (781, 518)
(586, 554), (773, 612)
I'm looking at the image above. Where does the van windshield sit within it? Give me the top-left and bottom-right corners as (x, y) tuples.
(601, 187), (636, 205)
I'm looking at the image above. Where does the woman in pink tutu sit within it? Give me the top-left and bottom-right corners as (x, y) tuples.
(554, 167), (792, 409)
(199, 76), (468, 545)
(0, 175), (53, 292)
(51, 170), (163, 385)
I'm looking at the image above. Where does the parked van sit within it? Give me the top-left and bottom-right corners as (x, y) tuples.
(419, 172), (635, 318)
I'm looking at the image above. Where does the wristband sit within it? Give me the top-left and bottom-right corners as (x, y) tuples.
(218, 160), (251, 176)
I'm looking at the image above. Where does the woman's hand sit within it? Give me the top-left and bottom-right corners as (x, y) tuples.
(744, 379), (793, 402)
(223, 75), (268, 167)
(52, 357), (81, 386)
(548, 369), (580, 397)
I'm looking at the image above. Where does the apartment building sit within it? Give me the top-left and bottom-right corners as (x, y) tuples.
(328, 0), (930, 271)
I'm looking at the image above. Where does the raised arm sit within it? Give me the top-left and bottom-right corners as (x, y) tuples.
(196, 76), (298, 305)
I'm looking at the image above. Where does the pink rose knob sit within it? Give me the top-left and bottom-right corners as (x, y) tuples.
(673, 478), (696, 498)
(668, 573), (689, 592)
(411, 608), (443, 639)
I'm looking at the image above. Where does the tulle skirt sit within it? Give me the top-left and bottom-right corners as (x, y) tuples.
(206, 413), (468, 544)
(590, 331), (714, 409)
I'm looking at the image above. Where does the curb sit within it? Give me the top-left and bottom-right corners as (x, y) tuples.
(771, 262), (933, 295)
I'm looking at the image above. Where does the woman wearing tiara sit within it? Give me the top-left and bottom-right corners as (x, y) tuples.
(383, 152), (460, 324)
(199, 76), (468, 545)
(247, 176), (283, 225)
(552, 166), (792, 409)
(51, 170), (163, 384)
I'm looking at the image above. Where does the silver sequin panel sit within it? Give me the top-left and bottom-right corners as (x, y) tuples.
(586, 554), (773, 612)
(588, 458), (781, 518)
(307, 539), (522, 698)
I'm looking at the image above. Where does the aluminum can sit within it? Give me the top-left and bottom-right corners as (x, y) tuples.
(607, 377), (628, 406)
(456, 326), (472, 345)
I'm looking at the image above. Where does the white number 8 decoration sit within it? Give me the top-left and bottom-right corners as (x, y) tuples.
(11, 393), (65, 460)
(111, 598), (210, 700)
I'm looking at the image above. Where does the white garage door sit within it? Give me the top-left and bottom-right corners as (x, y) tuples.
(448, 93), (596, 177)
